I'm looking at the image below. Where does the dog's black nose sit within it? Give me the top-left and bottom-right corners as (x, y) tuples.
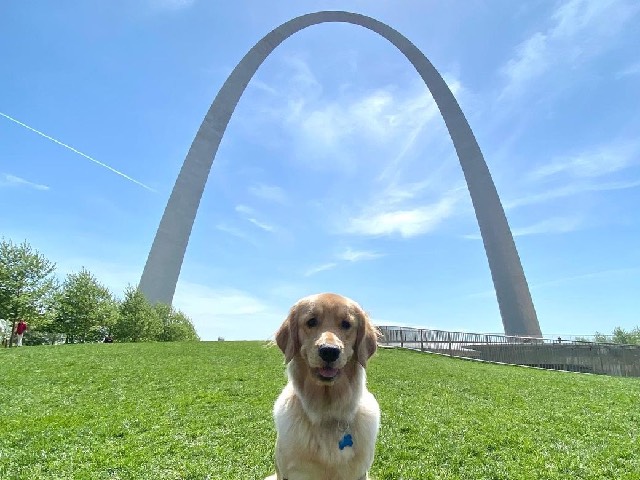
(318, 344), (341, 363)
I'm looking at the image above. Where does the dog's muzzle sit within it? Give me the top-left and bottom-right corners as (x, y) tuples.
(316, 344), (341, 381)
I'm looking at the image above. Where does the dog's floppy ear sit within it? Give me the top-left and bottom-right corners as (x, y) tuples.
(355, 307), (380, 367)
(275, 305), (300, 363)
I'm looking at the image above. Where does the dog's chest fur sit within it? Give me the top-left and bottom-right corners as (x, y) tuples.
(273, 370), (379, 480)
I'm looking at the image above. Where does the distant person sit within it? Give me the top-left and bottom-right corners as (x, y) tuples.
(103, 334), (113, 343)
(15, 319), (28, 347)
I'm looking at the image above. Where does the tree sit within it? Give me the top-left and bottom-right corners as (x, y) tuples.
(21, 306), (63, 346)
(0, 238), (57, 347)
(594, 327), (640, 345)
(171, 309), (200, 342)
(112, 286), (161, 342)
(613, 327), (640, 345)
(154, 303), (200, 342)
(53, 267), (118, 343)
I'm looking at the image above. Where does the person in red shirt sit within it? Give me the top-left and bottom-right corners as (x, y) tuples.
(15, 319), (27, 347)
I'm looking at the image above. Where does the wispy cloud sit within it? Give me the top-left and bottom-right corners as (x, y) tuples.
(376, 77), (462, 184)
(304, 248), (383, 277)
(248, 183), (288, 204)
(215, 224), (258, 245)
(511, 216), (583, 237)
(235, 204), (276, 233)
(502, 140), (640, 209)
(345, 193), (460, 238)
(1, 173), (49, 191)
(464, 216), (583, 240)
(250, 79), (279, 96)
(0, 111), (154, 191)
(529, 141), (639, 180)
(247, 218), (275, 232)
(247, 57), (468, 241)
(174, 284), (270, 316)
(304, 262), (338, 277)
(251, 57), (459, 176)
(501, 32), (549, 99)
(173, 282), (284, 340)
(235, 205), (255, 216)
(337, 248), (383, 262)
(290, 84), (455, 173)
(505, 178), (640, 209)
(529, 267), (640, 290)
(466, 266), (640, 300)
(615, 61), (640, 79)
(500, 0), (639, 99)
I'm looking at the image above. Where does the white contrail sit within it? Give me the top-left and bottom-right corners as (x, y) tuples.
(0, 111), (155, 192)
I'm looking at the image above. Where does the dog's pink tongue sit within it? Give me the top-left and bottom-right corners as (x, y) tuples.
(319, 367), (338, 378)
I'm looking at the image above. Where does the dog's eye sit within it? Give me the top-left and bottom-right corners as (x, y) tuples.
(341, 320), (351, 330)
(306, 317), (318, 328)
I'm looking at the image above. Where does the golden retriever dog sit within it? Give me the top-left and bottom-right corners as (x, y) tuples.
(265, 293), (380, 480)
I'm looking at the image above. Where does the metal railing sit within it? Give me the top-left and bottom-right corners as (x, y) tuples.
(377, 326), (640, 378)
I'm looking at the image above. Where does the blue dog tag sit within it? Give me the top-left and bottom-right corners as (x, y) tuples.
(339, 433), (353, 450)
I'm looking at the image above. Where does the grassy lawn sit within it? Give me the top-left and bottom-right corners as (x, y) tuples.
(1, 342), (639, 479)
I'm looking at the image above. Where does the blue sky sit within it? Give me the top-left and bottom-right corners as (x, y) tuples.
(1, 0), (639, 340)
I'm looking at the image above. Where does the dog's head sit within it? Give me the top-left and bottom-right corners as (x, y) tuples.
(275, 293), (379, 383)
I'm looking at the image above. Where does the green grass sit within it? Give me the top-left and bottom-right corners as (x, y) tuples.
(1, 342), (639, 479)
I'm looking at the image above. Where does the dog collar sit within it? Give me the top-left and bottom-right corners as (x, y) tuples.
(339, 433), (353, 450)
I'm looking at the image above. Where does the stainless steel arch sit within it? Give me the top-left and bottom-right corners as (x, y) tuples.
(139, 11), (542, 337)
